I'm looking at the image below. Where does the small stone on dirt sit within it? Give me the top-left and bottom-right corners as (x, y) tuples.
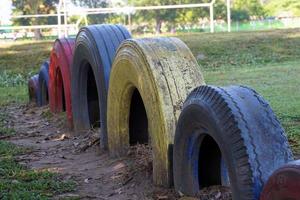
(84, 178), (91, 183)
(56, 133), (69, 141)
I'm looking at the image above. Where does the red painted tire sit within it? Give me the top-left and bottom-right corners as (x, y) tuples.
(260, 160), (300, 200)
(49, 38), (75, 128)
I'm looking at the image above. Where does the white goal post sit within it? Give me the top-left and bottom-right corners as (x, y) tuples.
(1, 0), (232, 38)
(68, 1), (216, 35)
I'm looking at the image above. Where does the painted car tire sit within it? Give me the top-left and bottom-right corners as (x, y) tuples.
(28, 74), (39, 104)
(38, 60), (50, 106)
(49, 38), (75, 128)
(260, 159), (300, 200)
(107, 37), (205, 187)
(71, 24), (131, 149)
(173, 85), (293, 200)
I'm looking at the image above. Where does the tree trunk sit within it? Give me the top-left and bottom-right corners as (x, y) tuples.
(31, 0), (43, 40)
(155, 18), (162, 34)
(34, 29), (42, 40)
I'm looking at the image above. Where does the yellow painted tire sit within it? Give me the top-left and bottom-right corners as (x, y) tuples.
(107, 37), (205, 187)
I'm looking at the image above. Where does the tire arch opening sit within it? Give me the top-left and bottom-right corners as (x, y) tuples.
(198, 134), (222, 188)
(86, 63), (100, 128)
(56, 68), (66, 112)
(129, 88), (149, 145)
(42, 79), (49, 104)
(62, 81), (66, 111)
(28, 82), (35, 101)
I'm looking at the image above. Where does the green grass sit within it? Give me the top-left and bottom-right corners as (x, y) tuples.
(178, 28), (300, 69)
(0, 40), (52, 105)
(0, 108), (75, 199)
(0, 85), (28, 105)
(0, 140), (75, 199)
(0, 112), (15, 137)
(0, 40), (52, 75)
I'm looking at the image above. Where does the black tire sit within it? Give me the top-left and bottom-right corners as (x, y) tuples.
(38, 60), (50, 106)
(173, 85), (293, 200)
(71, 24), (131, 149)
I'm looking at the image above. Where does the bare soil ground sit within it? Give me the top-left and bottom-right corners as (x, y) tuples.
(4, 103), (177, 200)
(3, 103), (232, 200)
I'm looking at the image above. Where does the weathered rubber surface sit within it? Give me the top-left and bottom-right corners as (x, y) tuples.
(173, 85), (293, 200)
(260, 160), (300, 200)
(71, 24), (131, 149)
(28, 74), (39, 104)
(49, 38), (75, 128)
(107, 37), (205, 187)
(38, 60), (50, 106)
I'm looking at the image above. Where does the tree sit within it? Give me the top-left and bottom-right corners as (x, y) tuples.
(265, 0), (300, 16)
(12, 0), (58, 39)
(71, 0), (110, 24)
(129, 0), (227, 33)
(233, 0), (265, 17)
(129, 0), (180, 33)
(231, 9), (250, 21)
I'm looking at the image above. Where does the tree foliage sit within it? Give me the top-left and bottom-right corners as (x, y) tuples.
(128, 0), (179, 33)
(265, 0), (300, 16)
(233, 0), (265, 17)
(12, 0), (58, 25)
(12, 0), (58, 39)
(127, 0), (227, 33)
(231, 9), (250, 21)
(71, 0), (109, 24)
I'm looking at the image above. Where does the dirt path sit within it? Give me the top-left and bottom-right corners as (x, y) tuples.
(4, 104), (233, 200)
(5, 104), (178, 200)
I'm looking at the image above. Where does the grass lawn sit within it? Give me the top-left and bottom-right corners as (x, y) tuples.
(0, 140), (75, 199)
(0, 28), (299, 197)
(0, 40), (53, 105)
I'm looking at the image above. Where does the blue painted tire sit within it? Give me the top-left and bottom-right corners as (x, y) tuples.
(173, 85), (293, 200)
(38, 60), (50, 106)
(71, 24), (131, 149)
(28, 74), (39, 104)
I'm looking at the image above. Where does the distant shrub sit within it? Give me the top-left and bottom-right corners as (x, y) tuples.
(231, 9), (250, 22)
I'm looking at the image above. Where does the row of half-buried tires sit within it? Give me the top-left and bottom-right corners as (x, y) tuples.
(27, 24), (296, 200)
(28, 60), (49, 107)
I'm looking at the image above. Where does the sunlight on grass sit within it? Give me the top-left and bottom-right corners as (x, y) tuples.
(178, 28), (300, 69)
(0, 140), (75, 199)
(0, 40), (52, 75)
(0, 112), (15, 137)
(0, 86), (27, 105)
